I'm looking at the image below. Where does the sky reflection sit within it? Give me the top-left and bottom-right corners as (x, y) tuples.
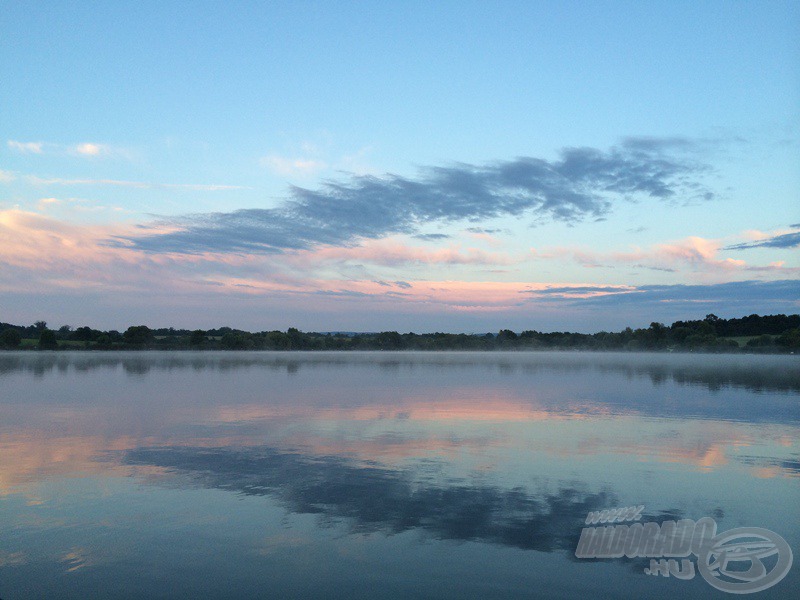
(1, 352), (798, 598)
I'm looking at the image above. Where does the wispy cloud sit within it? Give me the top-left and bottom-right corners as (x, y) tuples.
(25, 175), (249, 191)
(8, 139), (118, 157)
(724, 226), (800, 250)
(33, 196), (132, 215)
(36, 197), (62, 210)
(413, 233), (451, 241)
(8, 140), (43, 154)
(541, 236), (798, 278)
(119, 138), (716, 255)
(260, 154), (328, 177)
(299, 239), (517, 267)
(71, 142), (107, 156)
(526, 285), (636, 298)
(466, 227), (504, 234)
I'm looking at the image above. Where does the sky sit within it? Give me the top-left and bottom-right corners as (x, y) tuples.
(1, 1), (798, 333)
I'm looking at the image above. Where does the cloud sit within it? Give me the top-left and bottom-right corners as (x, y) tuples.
(413, 233), (451, 241)
(0, 211), (795, 328)
(528, 285), (636, 298)
(260, 154), (328, 177)
(724, 229), (800, 251)
(526, 279), (800, 310)
(8, 140), (43, 154)
(8, 140), (117, 157)
(303, 239), (517, 267)
(36, 197), (62, 210)
(31, 196), (132, 215)
(11, 208), (785, 318)
(466, 230), (503, 247)
(71, 142), (107, 156)
(26, 175), (248, 191)
(466, 227), (503, 234)
(119, 138), (716, 255)
(0, 170), (16, 183)
(545, 236), (798, 277)
(0, 208), (268, 296)
(618, 136), (696, 152)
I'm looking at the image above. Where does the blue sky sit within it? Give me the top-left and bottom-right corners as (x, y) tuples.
(1, 1), (798, 332)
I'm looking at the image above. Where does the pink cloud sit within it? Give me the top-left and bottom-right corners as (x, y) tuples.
(3, 210), (795, 328)
(0, 209), (284, 296)
(0, 211), (533, 312)
(466, 231), (504, 248)
(544, 235), (797, 279)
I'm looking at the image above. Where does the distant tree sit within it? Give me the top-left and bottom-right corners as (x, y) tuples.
(746, 334), (774, 348)
(34, 320), (48, 332)
(0, 328), (21, 348)
(266, 330), (290, 349)
(287, 327), (305, 349)
(497, 329), (518, 342)
(58, 325), (73, 337)
(670, 327), (692, 343)
(73, 326), (99, 341)
(698, 321), (717, 336)
(123, 325), (154, 347)
(38, 329), (58, 350)
(777, 328), (800, 349)
(189, 330), (207, 347)
(376, 331), (403, 349)
(220, 332), (254, 350)
(646, 322), (668, 348)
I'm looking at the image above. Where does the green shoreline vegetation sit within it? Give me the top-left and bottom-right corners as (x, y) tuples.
(1, 314), (798, 353)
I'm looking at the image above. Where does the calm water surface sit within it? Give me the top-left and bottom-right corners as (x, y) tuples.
(1, 351), (798, 599)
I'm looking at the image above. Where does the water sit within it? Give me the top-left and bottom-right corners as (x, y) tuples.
(1, 351), (798, 599)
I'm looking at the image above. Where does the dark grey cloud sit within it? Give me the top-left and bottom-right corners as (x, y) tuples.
(466, 227), (504, 234)
(412, 233), (451, 240)
(529, 280), (799, 310)
(529, 285), (630, 296)
(632, 264), (676, 273)
(724, 230), (800, 251)
(618, 135), (696, 152)
(314, 289), (372, 298)
(115, 139), (715, 255)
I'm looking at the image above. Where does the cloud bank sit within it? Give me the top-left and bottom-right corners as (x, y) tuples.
(525, 279), (800, 311)
(118, 138), (715, 255)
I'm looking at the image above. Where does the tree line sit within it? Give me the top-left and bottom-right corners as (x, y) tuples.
(0, 314), (798, 352)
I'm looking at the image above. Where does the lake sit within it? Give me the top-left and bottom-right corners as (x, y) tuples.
(1, 351), (798, 599)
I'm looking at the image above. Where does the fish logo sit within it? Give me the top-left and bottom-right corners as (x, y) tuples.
(697, 527), (793, 594)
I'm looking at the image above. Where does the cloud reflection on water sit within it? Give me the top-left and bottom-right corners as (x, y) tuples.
(125, 444), (617, 553)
